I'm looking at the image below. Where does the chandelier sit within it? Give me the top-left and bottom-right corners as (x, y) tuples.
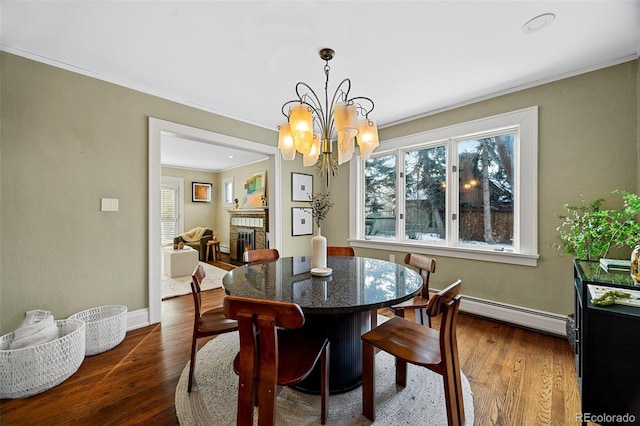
(278, 48), (380, 186)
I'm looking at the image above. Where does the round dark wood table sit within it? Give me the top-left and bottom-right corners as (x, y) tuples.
(222, 255), (422, 394)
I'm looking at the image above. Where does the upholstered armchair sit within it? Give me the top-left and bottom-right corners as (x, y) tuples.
(174, 227), (214, 261)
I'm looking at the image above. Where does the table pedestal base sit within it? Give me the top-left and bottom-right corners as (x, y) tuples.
(292, 310), (372, 395)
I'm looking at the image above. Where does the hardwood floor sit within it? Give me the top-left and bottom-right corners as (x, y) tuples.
(0, 258), (583, 425)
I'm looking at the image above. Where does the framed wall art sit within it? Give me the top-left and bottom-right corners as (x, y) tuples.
(192, 182), (212, 202)
(291, 173), (313, 202)
(243, 171), (266, 207)
(292, 207), (313, 236)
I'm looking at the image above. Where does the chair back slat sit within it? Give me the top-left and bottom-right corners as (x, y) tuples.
(255, 314), (279, 426)
(235, 313), (259, 426)
(193, 264), (206, 288)
(438, 295), (462, 359)
(190, 264), (206, 319)
(426, 279), (461, 318)
(404, 253), (436, 299)
(327, 246), (355, 256)
(224, 296), (304, 329)
(438, 295), (463, 426)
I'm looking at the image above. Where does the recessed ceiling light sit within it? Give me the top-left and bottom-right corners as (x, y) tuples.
(228, 155), (235, 159)
(522, 13), (555, 34)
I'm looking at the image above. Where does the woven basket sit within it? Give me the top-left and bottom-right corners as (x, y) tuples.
(69, 305), (127, 356)
(0, 319), (85, 399)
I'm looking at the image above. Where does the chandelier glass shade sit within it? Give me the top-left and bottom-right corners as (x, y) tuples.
(278, 48), (380, 185)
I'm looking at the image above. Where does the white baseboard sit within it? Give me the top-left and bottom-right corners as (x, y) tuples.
(220, 245), (230, 254)
(126, 308), (152, 331)
(459, 295), (568, 337)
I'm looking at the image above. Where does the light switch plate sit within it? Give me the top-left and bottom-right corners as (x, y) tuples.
(101, 198), (119, 212)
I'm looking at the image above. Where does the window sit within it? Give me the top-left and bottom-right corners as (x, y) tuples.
(161, 186), (178, 246)
(222, 177), (234, 206)
(161, 177), (184, 246)
(350, 106), (538, 266)
(364, 155), (396, 238)
(403, 145), (447, 243)
(457, 133), (515, 247)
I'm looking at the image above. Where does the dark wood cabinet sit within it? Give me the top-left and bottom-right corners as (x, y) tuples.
(573, 260), (640, 425)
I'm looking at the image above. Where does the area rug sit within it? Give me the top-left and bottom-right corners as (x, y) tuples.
(175, 329), (475, 425)
(162, 262), (228, 300)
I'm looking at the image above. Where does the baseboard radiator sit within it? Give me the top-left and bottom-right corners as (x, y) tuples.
(459, 295), (568, 337)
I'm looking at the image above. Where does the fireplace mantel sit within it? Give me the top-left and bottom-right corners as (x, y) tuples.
(226, 208), (268, 214)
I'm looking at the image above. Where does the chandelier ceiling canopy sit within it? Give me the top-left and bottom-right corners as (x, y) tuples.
(278, 48), (380, 186)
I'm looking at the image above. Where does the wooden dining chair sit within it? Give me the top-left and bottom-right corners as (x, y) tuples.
(361, 280), (464, 425)
(223, 295), (330, 425)
(243, 248), (280, 264)
(187, 264), (238, 392)
(391, 253), (437, 326)
(327, 246), (355, 256)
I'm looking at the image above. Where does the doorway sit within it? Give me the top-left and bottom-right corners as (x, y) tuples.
(148, 118), (281, 324)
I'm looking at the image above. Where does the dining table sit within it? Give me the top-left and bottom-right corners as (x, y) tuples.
(222, 255), (423, 394)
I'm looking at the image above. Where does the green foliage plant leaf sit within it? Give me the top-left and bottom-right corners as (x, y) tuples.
(554, 191), (640, 260)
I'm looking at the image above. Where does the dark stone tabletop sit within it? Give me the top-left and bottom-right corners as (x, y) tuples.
(222, 256), (422, 314)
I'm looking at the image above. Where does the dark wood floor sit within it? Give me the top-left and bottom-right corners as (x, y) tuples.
(0, 257), (583, 425)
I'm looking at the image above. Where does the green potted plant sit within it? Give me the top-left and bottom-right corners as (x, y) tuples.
(555, 190), (640, 261)
(556, 190), (640, 348)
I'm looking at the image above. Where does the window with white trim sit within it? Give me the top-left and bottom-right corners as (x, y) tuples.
(350, 106), (539, 266)
(222, 177), (234, 206)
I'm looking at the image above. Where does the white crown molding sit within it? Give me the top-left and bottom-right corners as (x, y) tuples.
(0, 45), (276, 130)
(3, 45), (638, 131)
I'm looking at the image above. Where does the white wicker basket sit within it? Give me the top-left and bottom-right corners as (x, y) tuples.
(69, 305), (127, 356)
(0, 319), (85, 399)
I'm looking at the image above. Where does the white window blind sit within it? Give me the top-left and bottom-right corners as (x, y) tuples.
(161, 186), (178, 246)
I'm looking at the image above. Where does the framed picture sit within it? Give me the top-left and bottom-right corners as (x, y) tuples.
(222, 177), (233, 206)
(292, 207), (313, 236)
(192, 182), (212, 202)
(292, 173), (313, 202)
(243, 171), (266, 207)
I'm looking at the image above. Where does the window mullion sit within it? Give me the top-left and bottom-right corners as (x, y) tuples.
(397, 150), (405, 242)
(447, 139), (458, 246)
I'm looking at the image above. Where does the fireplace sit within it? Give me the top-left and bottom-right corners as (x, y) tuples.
(236, 228), (255, 260)
(228, 208), (268, 261)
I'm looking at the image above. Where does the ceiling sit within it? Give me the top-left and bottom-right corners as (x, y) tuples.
(2, 1), (639, 171)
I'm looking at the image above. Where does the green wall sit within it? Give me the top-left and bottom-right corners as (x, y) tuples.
(0, 52), (277, 332)
(1, 50), (638, 332)
(327, 60), (640, 316)
(161, 167), (217, 233)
